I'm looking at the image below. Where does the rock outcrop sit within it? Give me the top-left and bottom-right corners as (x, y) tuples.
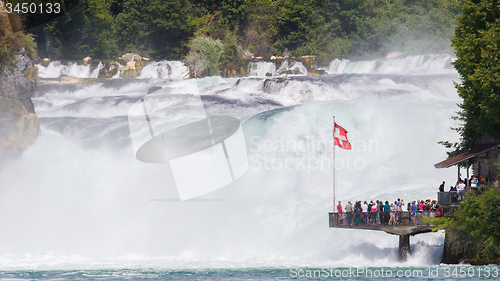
(0, 48), (37, 113)
(119, 53), (147, 79)
(0, 48), (39, 160)
(473, 134), (500, 181)
(441, 230), (475, 264)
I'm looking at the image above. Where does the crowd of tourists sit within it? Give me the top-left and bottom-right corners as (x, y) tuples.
(439, 175), (499, 204)
(336, 198), (441, 226)
(335, 175), (499, 226)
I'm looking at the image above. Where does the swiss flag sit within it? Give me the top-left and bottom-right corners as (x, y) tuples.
(334, 123), (352, 150)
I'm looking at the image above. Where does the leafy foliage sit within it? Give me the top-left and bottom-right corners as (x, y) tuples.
(113, 0), (193, 59)
(451, 0), (500, 150)
(15, 0), (463, 61)
(428, 185), (500, 263)
(185, 35), (224, 77)
(0, 32), (38, 71)
(43, 0), (118, 59)
(271, 0), (462, 56)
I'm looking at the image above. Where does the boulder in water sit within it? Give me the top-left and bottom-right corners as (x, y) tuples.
(126, 61), (136, 68)
(122, 53), (142, 62)
(42, 58), (51, 67)
(386, 52), (403, 59)
(83, 56), (92, 65)
(120, 60), (146, 79)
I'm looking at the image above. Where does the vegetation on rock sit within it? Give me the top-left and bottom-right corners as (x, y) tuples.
(428, 185), (500, 264)
(12, 0), (463, 62)
(0, 11), (37, 71)
(448, 0), (500, 152)
(185, 35), (224, 77)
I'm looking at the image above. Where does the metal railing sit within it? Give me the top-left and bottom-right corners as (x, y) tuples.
(329, 211), (436, 227)
(437, 192), (459, 206)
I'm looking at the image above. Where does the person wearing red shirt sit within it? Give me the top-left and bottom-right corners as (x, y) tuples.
(337, 201), (344, 224)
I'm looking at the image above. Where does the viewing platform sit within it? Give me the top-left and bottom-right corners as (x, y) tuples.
(329, 211), (437, 260)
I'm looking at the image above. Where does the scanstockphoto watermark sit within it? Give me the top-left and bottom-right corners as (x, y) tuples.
(289, 266), (500, 278)
(248, 136), (379, 172)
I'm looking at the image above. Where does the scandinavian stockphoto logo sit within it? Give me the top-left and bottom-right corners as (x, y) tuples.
(128, 81), (248, 201)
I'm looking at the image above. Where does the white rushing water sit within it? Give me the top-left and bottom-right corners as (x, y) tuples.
(36, 60), (189, 79)
(0, 54), (462, 270)
(138, 61), (189, 79)
(247, 60), (308, 76)
(37, 61), (105, 78)
(324, 54), (455, 75)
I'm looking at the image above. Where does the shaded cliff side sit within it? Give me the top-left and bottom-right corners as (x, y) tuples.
(0, 10), (39, 162)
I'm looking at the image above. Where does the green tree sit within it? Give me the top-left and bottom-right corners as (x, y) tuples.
(113, 0), (194, 59)
(451, 0), (500, 150)
(429, 185), (500, 263)
(185, 35), (224, 77)
(43, 0), (117, 59)
(220, 31), (244, 77)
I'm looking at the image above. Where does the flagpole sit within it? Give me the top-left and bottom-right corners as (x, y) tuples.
(333, 116), (336, 213)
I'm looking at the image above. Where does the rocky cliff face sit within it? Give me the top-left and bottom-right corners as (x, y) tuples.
(0, 48), (39, 161)
(441, 230), (475, 264)
(473, 134), (500, 181)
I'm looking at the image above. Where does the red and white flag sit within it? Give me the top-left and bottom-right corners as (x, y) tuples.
(334, 123), (351, 150)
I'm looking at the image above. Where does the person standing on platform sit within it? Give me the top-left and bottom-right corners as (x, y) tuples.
(355, 201), (362, 225)
(458, 180), (466, 200)
(377, 200), (382, 224)
(407, 202), (412, 222)
(418, 200), (424, 212)
(439, 181), (445, 192)
(411, 201), (417, 224)
(337, 201), (344, 224)
(396, 202), (403, 225)
(371, 202), (377, 225)
(384, 201), (390, 225)
(362, 201), (368, 224)
(345, 201), (353, 225)
(388, 203), (396, 225)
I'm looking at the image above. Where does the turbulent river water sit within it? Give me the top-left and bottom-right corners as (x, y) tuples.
(1, 54), (497, 280)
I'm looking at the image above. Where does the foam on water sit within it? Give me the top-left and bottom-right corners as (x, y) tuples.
(247, 61), (276, 77)
(247, 60), (308, 77)
(0, 61), (463, 270)
(138, 61), (189, 79)
(325, 54), (455, 75)
(37, 61), (105, 78)
(36, 61), (188, 79)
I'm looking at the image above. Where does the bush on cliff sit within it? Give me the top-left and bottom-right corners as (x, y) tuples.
(0, 11), (37, 71)
(220, 31), (244, 77)
(429, 185), (500, 264)
(185, 35), (224, 77)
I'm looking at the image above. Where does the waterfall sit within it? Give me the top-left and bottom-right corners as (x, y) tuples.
(0, 55), (460, 269)
(37, 61), (105, 78)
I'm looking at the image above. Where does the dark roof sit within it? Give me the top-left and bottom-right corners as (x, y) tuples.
(434, 142), (500, 169)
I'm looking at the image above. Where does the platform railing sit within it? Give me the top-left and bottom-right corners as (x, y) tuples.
(329, 211), (436, 227)
(437, 192), (459, 206)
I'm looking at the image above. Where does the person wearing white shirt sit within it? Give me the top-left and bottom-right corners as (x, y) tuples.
(361, 202), (368, 224)
(458, 180), (466, 200)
